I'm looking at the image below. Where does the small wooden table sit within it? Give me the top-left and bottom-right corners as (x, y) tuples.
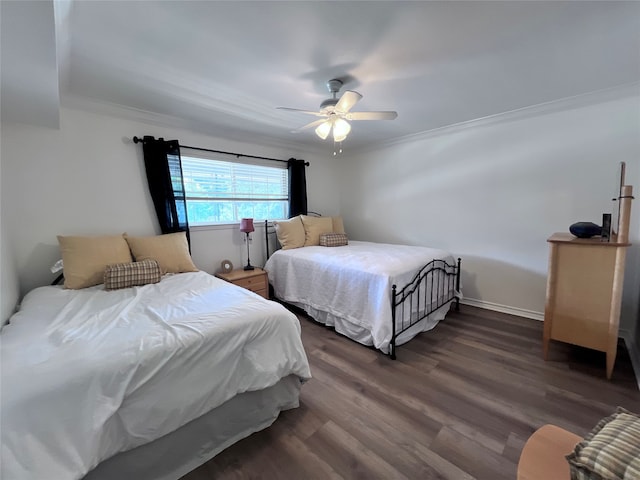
(543, 184), (633, 379)
(517, 424), (581, 480)
(215, 268), (269, 299)
(543, 233), (630, 379)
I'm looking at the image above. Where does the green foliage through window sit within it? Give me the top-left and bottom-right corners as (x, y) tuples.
(181, 156), (289, 225)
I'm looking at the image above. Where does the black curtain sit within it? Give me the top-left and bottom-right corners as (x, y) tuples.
(141, 136), (190, 246)
(288, 158), (308, 217)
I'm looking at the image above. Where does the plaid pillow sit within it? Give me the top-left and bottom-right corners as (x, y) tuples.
(566, 407), (640, 480)
(104, 259), (162, 291)
(319, 233), (348, 247)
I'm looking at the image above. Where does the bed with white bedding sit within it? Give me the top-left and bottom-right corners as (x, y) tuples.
(264, 239), (461, 358)
(1, 271), (311, 480)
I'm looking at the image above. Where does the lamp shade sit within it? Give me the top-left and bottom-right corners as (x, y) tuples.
(315, 120), (332, 140)
(239, 218), (255, 233)
(332, 118), (351, 142)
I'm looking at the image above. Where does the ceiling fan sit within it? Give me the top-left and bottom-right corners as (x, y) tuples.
(277, 79), (398, 143)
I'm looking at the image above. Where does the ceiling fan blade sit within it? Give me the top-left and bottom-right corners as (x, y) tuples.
(345, 111), (398, 121)
(335, 90), (363, 114)
(293, 118), (329, 132)
(277, 107), (327, 117)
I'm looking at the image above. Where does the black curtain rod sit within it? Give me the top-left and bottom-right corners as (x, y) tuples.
(132, 136), (309, 166)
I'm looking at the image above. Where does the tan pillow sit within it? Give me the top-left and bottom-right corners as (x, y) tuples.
(301, 215), (334, 246)
(273, 216), (305, 250)
(332, 216), (346, 235)
(125, 232), (198, 273)
(57, 234), (133, 289)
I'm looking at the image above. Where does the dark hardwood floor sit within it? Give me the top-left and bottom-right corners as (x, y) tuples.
(182, 305), (640, 480)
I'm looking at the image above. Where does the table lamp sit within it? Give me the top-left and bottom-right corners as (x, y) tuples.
(239, 218), (255, 270)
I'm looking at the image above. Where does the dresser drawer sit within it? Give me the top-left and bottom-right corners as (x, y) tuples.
(234, 274), (267, 292)
(215, 268), (269, 299)
(252, 288), (269, 300)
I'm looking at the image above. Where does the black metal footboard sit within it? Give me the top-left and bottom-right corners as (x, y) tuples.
(390, 258), (461, 359)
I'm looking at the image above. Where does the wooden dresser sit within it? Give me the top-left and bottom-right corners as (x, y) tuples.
(543, 186), (633, 379)
(215, 268), (269, 299)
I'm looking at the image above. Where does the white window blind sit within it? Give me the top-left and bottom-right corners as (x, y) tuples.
(181, 156), (289, 225)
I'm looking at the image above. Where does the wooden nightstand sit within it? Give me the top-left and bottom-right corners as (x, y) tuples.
(215, 268), (269, 299)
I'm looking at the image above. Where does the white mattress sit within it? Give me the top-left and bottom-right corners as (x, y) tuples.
(0, 271), (311, 480)
(264, 240), (458, 353)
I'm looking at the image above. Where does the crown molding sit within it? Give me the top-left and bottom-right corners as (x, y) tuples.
(60, 93), (328, 156)
(354, 82), (640, 155)
(60, 81), (640, 159)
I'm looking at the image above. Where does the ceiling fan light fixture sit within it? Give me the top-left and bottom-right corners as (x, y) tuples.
(278, 77), (397, 145)
(320, 98), (339, 111)
(315, 120), (332, 140)
(332, 118), (351, 142)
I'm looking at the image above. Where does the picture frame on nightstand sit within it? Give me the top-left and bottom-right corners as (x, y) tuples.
(220, 259), (233, 273)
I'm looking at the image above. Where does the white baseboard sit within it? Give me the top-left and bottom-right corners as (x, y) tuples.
(460, 298), (544, 322)
(620, 330), (640, 391)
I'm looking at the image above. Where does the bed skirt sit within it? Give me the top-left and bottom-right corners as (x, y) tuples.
(83, 375), (303, 480)
(287, 299), (454, 354)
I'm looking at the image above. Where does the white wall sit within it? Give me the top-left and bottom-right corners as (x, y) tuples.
(338, 87), (640, 336)
(0, 220), (20, 324)
(1, 154), (20, 324)
(3, 88), (638, 345)
(1, 106), (339, 297)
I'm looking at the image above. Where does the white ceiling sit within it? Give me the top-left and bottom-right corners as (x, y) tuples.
(2, 1), (640, 151)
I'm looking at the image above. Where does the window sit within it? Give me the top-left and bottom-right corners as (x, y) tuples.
(180, 156), (289, 226)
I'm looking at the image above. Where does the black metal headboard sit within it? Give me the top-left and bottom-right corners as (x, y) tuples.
(264, 220), (277, 260)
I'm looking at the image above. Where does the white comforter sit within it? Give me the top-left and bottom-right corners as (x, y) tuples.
(264, 240), (457, 352)
(1, 271), (311, 480)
